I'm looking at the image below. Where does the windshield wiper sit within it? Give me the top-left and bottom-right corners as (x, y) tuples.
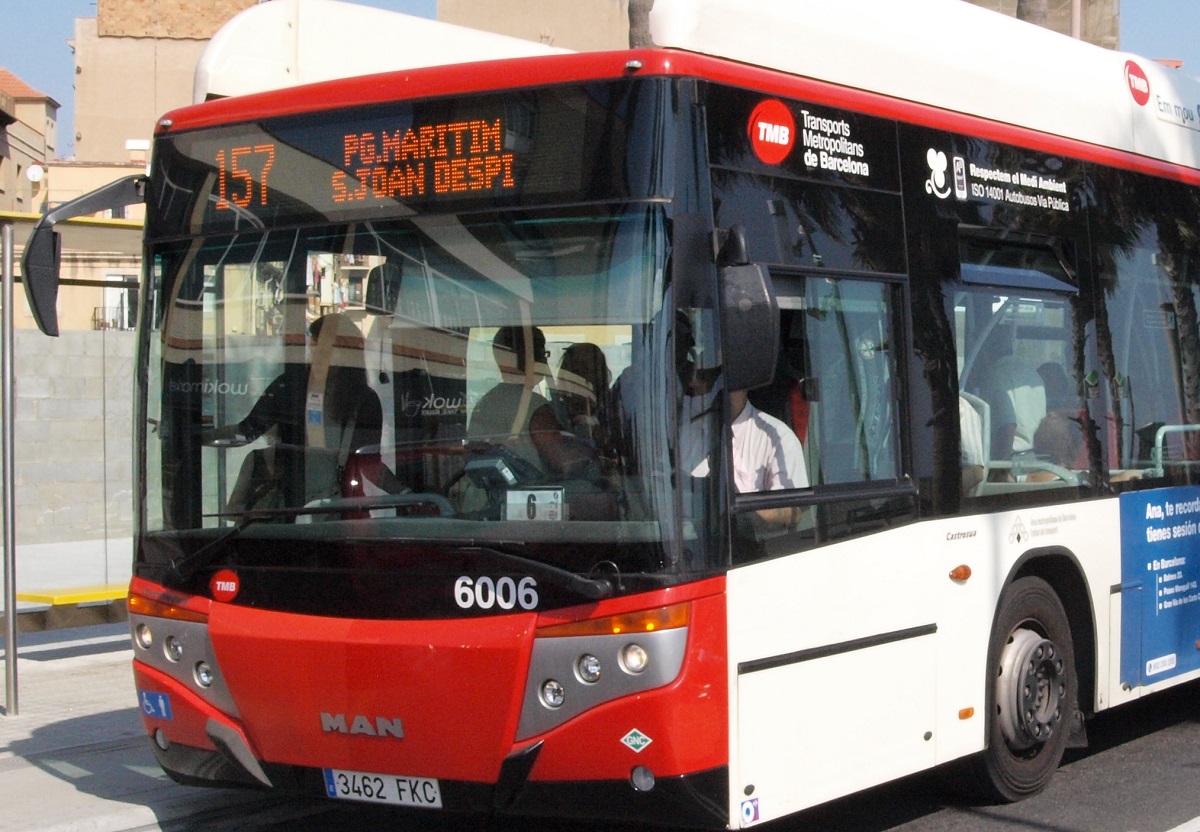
(169, 492), (458, 585)
(166, 517), (257, 586)
(465, 545), (616, 600)
(167, 504), (336, 584)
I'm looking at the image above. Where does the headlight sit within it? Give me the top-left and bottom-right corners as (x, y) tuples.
(576, 654), (602, 684)
(164, 635), (184, 662)
(540, 679), (565, 708)
(621, 643), (649, 674)
(194, 661), (214, 688)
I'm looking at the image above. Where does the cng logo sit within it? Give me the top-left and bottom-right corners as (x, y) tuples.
(620, 728), (653, 753)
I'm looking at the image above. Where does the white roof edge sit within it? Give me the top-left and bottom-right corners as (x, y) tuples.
(650, 0), (1200, 171)
(194, 0), (571, 104)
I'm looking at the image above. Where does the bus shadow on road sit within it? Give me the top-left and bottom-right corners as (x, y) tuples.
(5, 709), (318, 830)
(1064, 676), (1200, 761)
(786, 679), (1200, 832)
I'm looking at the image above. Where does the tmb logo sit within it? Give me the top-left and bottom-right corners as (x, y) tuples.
(210, 568), (240, 602)
(1125, 60), (1151, 106)
(748, 99), (795, 165)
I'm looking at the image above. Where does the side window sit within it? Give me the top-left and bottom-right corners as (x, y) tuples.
(742, 306), (812, 490)
(956, 288), (1083, 496)
(805, 278), (900, 485)
(951, 228), (1089, 499)
(1103, 241), (1200, 485)
(743, 276), (901, 490)
(735, 275), (908, 562)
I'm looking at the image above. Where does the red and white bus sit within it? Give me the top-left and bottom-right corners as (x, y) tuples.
(23, 0), (1200, 826)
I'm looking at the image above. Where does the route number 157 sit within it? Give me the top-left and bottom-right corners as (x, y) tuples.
(215, 143), (276, 210)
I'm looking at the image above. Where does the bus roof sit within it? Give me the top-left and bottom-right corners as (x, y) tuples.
(649, 0), (1200, 171)
(182, 0), (1200, 174)
(193, 0), (569, 103)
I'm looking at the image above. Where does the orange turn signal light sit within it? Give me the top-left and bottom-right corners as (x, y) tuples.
(948, 564), (972, 582)
(537, 602), (690, 638)
(128, 592), (209, 624)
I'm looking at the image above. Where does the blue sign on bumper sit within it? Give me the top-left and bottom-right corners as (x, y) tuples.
(138, 690), (173, 720)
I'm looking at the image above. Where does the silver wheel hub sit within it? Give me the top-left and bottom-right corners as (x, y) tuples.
(996, 627), (1065, 750)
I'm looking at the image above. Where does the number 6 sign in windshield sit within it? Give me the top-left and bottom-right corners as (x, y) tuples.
(505, 487), (564, 521)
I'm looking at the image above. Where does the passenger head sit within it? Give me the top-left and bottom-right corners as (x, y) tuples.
(1033, 410), (1081, 466)
(308, 315), (326, 342)
(558, 343), (610, 403)
(310, 313), (372, 424)
(1037, 361), (1073, 406)
(493, 325), (548, 373)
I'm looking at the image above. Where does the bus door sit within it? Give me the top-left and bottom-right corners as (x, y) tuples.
(728, 272), (932, 818)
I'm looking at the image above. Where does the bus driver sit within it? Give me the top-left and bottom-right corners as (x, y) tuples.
(685, 387), (808, 526)
(729, 388), (808, 493)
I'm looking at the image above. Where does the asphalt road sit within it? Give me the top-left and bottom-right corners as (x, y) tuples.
(234, 678), (1200, 832)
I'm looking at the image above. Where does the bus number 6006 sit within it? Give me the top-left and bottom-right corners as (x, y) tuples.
(454, 576), (538, 610)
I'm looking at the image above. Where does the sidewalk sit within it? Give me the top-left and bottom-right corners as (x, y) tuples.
(0, 624), (309, 832)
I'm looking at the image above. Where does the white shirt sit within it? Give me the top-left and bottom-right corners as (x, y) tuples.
(959, 396), (985, 466)
(731, 402), (808, 492)
(981, 355), (1046, 453)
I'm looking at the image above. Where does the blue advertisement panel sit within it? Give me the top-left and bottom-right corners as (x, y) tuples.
(1120, 487), (1200, 686)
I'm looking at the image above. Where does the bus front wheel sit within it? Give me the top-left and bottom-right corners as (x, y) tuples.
(975, 576), (1076, 802)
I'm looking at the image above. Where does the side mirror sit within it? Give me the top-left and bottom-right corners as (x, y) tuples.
(20, 226), (62, 337)
(713, 224), (750, 267)
(675, 307), (721, 395)
(20, 174), (146, 337)
(365, 262), (404, 315)
(720, 262), (778, 391)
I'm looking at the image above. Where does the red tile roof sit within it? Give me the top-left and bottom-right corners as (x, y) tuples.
(0, 68), (60, 107)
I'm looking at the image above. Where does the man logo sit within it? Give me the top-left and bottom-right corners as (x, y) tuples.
(320, 712), (405, 738)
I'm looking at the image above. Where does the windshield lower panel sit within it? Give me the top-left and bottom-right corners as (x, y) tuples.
(139, 205), (703, 612)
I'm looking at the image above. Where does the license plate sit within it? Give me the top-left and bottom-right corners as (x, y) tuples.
(322, 768), (443, 808)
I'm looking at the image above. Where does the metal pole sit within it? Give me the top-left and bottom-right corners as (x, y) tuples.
(2, 224), (16, 716)
(1071, 0), (1082, 40)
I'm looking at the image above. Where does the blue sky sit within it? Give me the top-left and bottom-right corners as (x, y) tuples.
(0, 0), (436, 157)
(0, 0), (1194, 159)
(1120, 0), (1200, 66)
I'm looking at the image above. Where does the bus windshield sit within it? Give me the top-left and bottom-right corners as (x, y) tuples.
(141, 203), (708, 600)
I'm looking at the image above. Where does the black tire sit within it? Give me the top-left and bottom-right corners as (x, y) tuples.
(973, 576), (1077, 802)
